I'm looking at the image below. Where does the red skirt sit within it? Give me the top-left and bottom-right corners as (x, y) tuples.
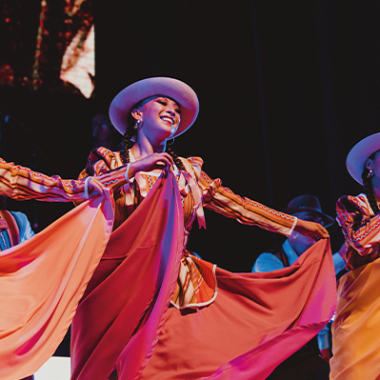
(141, 239), (336, 380)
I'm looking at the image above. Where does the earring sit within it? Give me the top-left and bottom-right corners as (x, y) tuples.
(133, 120), (141, 130)
(134, 120), (142, 130)
(367, 169), (374, 178)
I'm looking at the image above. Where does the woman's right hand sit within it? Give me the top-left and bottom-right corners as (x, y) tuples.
(128, 152), (174, 178)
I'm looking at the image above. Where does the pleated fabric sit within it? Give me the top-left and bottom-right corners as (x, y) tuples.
(0, 189), (114, 380)
(141, 238), (336, 380)
(331, 258), (380, 380)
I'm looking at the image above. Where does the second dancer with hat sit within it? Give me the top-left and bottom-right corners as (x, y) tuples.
(331, 132), (380, 379)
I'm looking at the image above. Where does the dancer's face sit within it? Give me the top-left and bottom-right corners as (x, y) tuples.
(365, 150), (380, 185)
(288, 211), (324, 256)
(132, 96), (181, 143)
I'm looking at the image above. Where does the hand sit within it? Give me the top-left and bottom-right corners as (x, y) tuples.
(294, 219), (329, 240)
(128, 152), (174, 177)
(87, 177), (104, 197)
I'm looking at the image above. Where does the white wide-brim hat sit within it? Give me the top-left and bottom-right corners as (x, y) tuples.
(109, 77), (199, 138)
(346, 132), (380, 185)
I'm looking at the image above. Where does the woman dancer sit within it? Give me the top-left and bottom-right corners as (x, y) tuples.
(331, 132), (380, 380)
(0, 77), (335, 380)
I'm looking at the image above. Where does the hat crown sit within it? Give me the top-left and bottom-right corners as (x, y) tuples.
(346, 132), (380, 185)
(109, 77), (199, 138)
(286, 195), (322, 214)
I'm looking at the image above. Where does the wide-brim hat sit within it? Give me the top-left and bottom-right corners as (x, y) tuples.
(346, 132), (380, 185)
(282, 194), (335, 228)
(109, 77), (199, 138)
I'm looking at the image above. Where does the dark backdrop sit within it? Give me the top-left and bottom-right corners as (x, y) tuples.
(1, 0), (380, 272)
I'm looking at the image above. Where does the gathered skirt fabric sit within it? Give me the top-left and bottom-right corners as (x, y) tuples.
(330, 257), (380, 380)
(141, 239), (336, 380)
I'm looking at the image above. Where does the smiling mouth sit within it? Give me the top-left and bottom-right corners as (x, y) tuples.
(160, 116), (174, 125)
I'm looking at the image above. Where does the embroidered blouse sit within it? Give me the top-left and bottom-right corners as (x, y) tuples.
(78, 148), (298, 236)
(336, 193), (380, 270)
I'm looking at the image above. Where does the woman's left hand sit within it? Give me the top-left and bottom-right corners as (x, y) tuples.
(294, 219), (329, 240)
(87, 177), (104, 197)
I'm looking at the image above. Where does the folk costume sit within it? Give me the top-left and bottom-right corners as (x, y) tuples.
(0, 78), (336, 380)
(68, 147), (336, 380)
(330, 132), (380, 380)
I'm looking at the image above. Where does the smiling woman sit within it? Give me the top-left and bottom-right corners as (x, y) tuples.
(0, 77), (335, 380)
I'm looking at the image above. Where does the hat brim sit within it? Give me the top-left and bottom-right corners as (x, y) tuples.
(282, 207), (335, 228)
(346, 132), (380, 185)
(109, 77), (199, 138)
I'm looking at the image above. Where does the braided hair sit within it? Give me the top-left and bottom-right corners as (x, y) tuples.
(120, 113), (136, 165)
(166, 139), (185, 171)
(120, 114), (185, 171)
(362, 154), (379, 214)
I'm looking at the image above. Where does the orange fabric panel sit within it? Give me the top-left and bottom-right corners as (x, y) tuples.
(0, 190), (114, 380)
(331, 258), (380, 380)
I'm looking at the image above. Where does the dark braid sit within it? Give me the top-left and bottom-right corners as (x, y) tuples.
(166, 139), (185, 171)
(120, 115), (137, 165)
(362, 167), (380, 214)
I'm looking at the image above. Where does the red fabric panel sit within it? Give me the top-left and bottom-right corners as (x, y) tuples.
(71, 172), (184, 380)
(141, 239), (336, 380)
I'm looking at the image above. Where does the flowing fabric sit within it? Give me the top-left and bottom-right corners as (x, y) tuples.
(0, 170), (337, 380)
(71, 171), (184, 380)
(141, 238), (336, 380)
(330, 258), (380, 380)
(0, 189), (114, 380)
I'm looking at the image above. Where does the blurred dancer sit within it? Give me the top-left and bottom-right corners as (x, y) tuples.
(331, 132), (380, 379)
(91, 114), (120, 151)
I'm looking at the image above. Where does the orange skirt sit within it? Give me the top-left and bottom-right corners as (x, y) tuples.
(331, 257), (380, 380)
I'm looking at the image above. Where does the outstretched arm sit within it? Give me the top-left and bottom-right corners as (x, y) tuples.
(0, 157), (129, 202)
(187, 157), (328, 239)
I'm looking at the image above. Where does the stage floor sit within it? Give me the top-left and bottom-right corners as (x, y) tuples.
(35, 357), (70, 380)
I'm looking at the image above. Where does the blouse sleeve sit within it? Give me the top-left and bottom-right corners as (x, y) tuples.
(0, 150), (127, 202)
(77, 147), (127, 190)
(336, 194), (380, 255)
(186, 157), (297, 237)
(0, 157), (91, 202)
